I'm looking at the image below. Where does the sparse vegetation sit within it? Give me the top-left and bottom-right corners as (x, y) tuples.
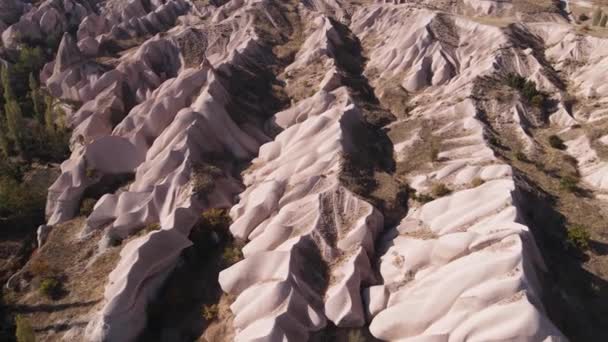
(560, 175), (579, 193)
(471, 177), (485, 187)
(201, 208), (231, 229)
(504, 73), (546, 108)
(431, 183), (451, 198)
(143, 222), (161, 233)
(85, 167), (98, 179)
(108, 236), (122, 247)
(222, 245), (243, 265)
(567, 225), (591, 250)
(514, 150), (528, 162)
(347, 329), (366, 342)
(340, 152), (378, 195)
(548, 135), (566, 150)
(39, 277), (61, 299)
(15, 315), (35, 342)
(530, 94), (545, 108)
(79, 198), (97, 217)
(411, 191), (434, 204)
(193, 207), (242, 266)
(191, 163), (223, 194)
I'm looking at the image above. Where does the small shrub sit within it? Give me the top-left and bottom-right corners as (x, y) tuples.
(15, 315), (35, 342)
(347, 329), (366, 342)
(530, 94), (545, 108)
(192, 163), (222, 194)
(471, 177), (485, 187)
(85, 167), (98, 179)
(143, 222), (161, 233)
(560, 175), (579, 192)
(431, 183), (451, 198)
(411, 192), (434, 203)
(579, 13), (590, 21)
(79, 198), (97, 216)
(548, 135), (565, 150)
(505, 73), (526, 89)
(505, 73), (544, 105)
(487, 135), (500, 146)
(202, 304), (219, 321)
(192, 172), (213, 194)
(222, 245), (243, 265)
(201, 208), (231, 229)
(522, 82), (541, 101)
(108, 236), (122, 247)
(39, 278), (60, 299)
(514, 150), (527, 162)
(339, 152), (378, 195)
(567, 225), (590, 250)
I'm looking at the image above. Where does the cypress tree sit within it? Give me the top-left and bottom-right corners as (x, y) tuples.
(1, 66), (14, 102)
(1, 67), (25, 155)
(5, 100), (25, 154)
(28, 73), (44, 123)
(44, 95), (55, 135)
(0, 109), (10, 157)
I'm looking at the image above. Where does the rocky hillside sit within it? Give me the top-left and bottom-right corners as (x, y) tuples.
(2, 0), (608, 341)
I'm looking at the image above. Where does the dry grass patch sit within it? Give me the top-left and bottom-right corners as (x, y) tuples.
(6, 218), (122, 341)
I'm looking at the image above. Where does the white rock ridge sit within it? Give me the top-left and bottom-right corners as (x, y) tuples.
(220, 91), (383, 340)
(368, 180), (564, 341)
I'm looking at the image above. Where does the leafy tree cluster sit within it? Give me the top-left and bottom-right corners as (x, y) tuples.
(0, 45), (69, 162)
(505, 73), (546, 108)
(0, 43), (70, 235)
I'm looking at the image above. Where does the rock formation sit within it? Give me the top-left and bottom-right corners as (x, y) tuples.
(3, 0), (608, 341)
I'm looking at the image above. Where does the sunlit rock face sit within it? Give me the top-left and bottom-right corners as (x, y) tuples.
(9, 0), (608, 341)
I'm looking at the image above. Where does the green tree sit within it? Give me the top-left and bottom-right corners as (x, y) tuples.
(28, 73), (44, 123)
(13, 46), (44, 100)
(4, 100), (25, 154)
(0, 109), (9, 157)
(1, 66), (15, 102)
(43, 95), (55, 135)
(1, 67), (24, 151)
